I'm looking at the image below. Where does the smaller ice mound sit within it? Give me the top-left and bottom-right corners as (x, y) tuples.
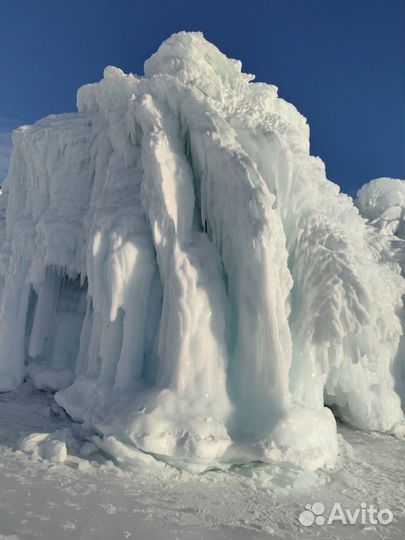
(356, 178), (405, 412)
(356, 178), (405, 239)
(356, 177), (405, 276)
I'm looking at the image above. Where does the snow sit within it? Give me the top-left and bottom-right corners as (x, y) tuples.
(355, 178), (405, 411)
(356, 178), (405, 226)
(0, 32), (404, 475)
(18, 431), (68, 463)
(0, 384), (404, 539)
(356, 178), (405, 256)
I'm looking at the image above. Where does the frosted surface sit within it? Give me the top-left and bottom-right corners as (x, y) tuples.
(357, 178), (405, 241)
(0, 33), (403, 471)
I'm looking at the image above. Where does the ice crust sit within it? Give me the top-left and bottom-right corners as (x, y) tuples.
(0, 33), (404, 471)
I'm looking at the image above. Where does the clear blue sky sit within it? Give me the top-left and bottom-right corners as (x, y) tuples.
(0, 0), (404, 194)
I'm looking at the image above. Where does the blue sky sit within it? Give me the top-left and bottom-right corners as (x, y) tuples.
(0, 0), (404, 193)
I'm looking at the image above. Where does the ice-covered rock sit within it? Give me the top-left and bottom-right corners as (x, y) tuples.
(0, 32), (404, 471)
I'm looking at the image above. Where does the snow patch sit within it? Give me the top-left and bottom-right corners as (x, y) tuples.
(17, 428), (75, 463)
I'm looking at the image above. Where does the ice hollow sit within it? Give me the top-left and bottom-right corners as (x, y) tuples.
(0, 32), (404, 471)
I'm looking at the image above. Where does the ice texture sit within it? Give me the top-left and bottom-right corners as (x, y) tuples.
(0, 33), (404, 471)
(356, 178), (405, 242)
(356, 178), (405, 413)
(17, 428), (77, 463)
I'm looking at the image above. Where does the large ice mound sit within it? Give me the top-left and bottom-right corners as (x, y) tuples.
(0, 32), (404, 471)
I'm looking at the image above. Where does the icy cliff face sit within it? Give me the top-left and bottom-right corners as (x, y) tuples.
(0, 33), (404, 471)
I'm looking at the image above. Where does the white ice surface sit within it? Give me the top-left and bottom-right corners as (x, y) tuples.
(0, 32), (404, 472)
(356, 178), (405, 411)
(356, 178), (405, 229)
(0, 383), (404, 540)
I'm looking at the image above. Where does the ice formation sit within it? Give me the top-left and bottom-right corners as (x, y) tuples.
(356, 178), (405, 245)
(0, 33), (404, 472)
(355, 178), (405, 410)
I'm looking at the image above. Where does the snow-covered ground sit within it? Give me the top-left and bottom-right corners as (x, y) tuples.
(0, 383), (403, 540)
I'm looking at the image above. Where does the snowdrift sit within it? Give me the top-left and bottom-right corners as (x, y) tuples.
(0, 32), (404, 471)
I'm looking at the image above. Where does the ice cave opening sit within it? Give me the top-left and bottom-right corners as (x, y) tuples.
(25, 268), (88, 392)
